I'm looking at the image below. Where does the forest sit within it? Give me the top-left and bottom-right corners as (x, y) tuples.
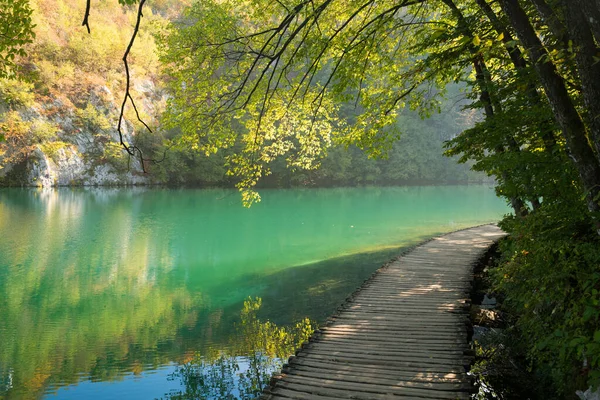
(2, 0), (600, 398)
(0, 0), (486, 189)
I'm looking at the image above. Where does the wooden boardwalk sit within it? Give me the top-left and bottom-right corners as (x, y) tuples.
(261, 224), (506, 400)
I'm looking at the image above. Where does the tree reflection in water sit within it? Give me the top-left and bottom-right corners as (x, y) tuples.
(163, 297), (315, 399)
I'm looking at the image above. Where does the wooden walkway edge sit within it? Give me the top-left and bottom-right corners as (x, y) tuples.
(261, 224), (507, 400)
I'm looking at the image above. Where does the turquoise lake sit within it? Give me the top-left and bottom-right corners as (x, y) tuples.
(0, 186), (509, 399)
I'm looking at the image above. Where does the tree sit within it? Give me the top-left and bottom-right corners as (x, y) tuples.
(498, 0), (600, 221)
(159, 0), (464, 202)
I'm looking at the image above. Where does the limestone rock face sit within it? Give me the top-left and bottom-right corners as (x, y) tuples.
(5, 78), (164, 187)
(27, 148), (55, 187)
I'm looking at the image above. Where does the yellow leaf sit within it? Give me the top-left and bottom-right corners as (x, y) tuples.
(473, 35), (481, 46)
(497, 32), (504, 41)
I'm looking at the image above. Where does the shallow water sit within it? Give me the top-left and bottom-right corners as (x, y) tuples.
(0, 186), (508, 399)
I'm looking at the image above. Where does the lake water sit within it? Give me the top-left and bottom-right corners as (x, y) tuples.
(0, 186), (508, 399)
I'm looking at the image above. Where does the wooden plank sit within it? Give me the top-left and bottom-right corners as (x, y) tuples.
(347, 293), (470, 301)
(361, 283), (470, 290)
(262, 388), (341, 400)
(295, 349), (471, 367)
(262, 225), (507, 400)
(315, 328), (466, 342)
(361, 281), (470, 288)
(284, 369), (472, 392)
(293, 352), (467, 372)
(343, 300), (467, 308)
(329, 317), (465, 327)
(353, 292), (469, 300)
(333, 311), (467, 322)
(341, 305), (464, 314)
(344, 299), (469, 309)
(326, 318), (467, 329)
(323, 324), (467, 335)
(285, 361), (468, 382)
(305, 342), (468, 359)
(345, 300), (470, 308)
(344, 299), (468, 308)
(316, 328), (466, 341)
(272, 379), (471, 400)
(328, 318), (466, 328)
(309, 337), (470, 352)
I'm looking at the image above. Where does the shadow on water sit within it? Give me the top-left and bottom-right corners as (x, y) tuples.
(183, 243), (424, 345)
(239, 245), (426, 325)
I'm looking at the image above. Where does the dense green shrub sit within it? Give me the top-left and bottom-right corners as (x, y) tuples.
(495, 206), (600, 395)
(39, 140), (69, 161)
(0, 78), (35, 108)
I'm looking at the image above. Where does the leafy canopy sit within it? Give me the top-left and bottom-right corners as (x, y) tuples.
(159, 0), (464, 203)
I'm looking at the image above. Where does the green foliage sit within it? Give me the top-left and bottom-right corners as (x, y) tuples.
(31, 119), (58, 141)
(493, 206), (600, 394)
(0, 111), (34, 165)
(237, 297), (314, 360)
(471, 327), (560, 399)
(0, 78), (35, 107)
(39, 140), (68, 161)
(266, 114), (488, 188)
(151, 143), (230, 186)
(0, 0), (35, 79)
(158, 0), (456, 203)
(102, 142), (130, 171)
(75, 103), (111, 132)
(153, 102), (489, 188)
(159, 1), (485, 191)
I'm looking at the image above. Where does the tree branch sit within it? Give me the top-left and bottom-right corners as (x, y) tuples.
(82, 0), (91, 34)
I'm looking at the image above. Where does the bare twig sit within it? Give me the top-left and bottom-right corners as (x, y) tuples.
(80, 0), (167, 173)
(116, 0), (167, 172)
(82, 0), (91, 33)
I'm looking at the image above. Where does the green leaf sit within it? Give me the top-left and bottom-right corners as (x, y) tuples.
(584, 306), (597, 322)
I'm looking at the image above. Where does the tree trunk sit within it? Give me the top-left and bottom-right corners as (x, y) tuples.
(573, 0), (600, 45)
(563, 5), (600, 159)
(475, 0), (557, 152)
(474, 0), (526, 68)
(474, 58), (528, 218)
(442, 0), (529, 217)
(530, 0), (568, 44)
(499, 0), (600, 219)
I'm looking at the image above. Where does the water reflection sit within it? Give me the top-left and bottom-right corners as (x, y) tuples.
(0, 189), (197, 399)
(163, 298), (314, 400)
(0, 186), (507, 399)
